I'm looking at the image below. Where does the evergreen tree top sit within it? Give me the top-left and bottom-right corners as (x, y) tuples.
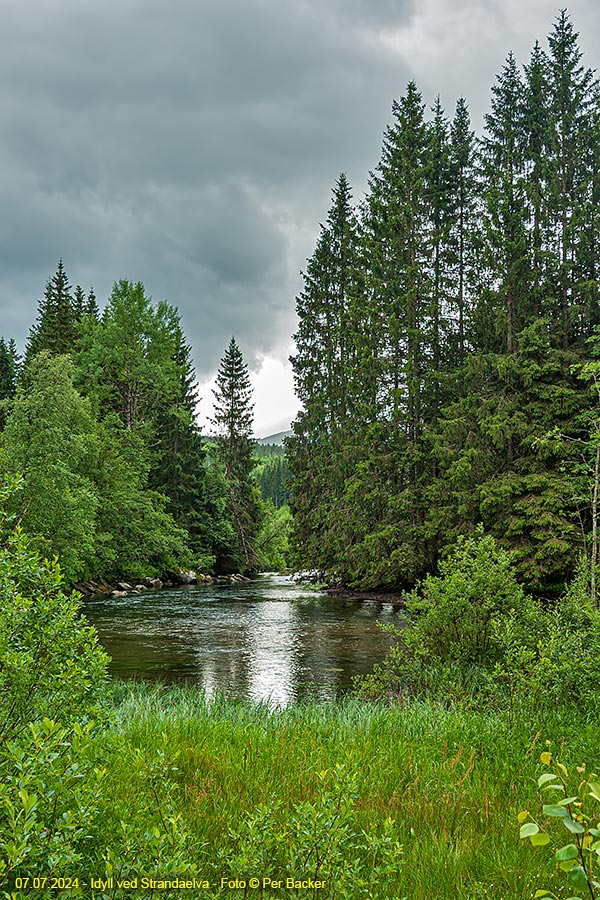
(211, 337), (254, 441)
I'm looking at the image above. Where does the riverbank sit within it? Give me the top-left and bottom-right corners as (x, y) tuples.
(323, 586), (407, 604)
(74, 570), (252, 597)
(14, 681), (596, 899)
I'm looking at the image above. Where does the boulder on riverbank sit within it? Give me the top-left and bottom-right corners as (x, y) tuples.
(78, 570), (251, 598)
(168, 569), (197, 585)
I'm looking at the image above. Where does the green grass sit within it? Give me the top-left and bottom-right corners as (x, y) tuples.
(65, 682), (600, 899)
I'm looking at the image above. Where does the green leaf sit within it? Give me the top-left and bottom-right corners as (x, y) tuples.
(556, 844), (581, 861)
(563, 818), (586, 834)
(559, 860), (577, 872)
(543, 804), (568, 817)
(531, 832), (551, 846)
(567, 866), (588, 891)
(540, 751), (553, 766)
(559, 797), (580, 807)
(534, 892), (551, 899)
(520, 822), (540, 838)
(538, 773), (558, 787)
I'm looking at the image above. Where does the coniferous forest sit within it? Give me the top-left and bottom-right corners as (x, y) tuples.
(289, 10), (600, 599)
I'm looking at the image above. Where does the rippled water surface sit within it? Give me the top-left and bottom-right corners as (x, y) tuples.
(84, 574), (402, 704)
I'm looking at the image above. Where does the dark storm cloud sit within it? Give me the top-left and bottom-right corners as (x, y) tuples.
(0, 0), (414, 372)
(1, 0), (598, 379)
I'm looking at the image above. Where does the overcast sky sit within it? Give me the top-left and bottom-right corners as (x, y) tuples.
(2, 0), (599, 435)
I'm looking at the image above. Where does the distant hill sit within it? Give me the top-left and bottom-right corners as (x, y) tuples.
(256, 429), (292, 446)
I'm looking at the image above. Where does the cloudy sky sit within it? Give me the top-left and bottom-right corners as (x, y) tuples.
(2, 0), (599, 435)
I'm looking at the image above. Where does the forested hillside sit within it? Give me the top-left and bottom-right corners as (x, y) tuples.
(288, 11), (600, 597)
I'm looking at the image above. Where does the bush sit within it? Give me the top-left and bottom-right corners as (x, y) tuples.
(404, 528), (540, 667)
(356, 528), (543, 702)
(492, 561), (600, 714)
(519, 748), (600, 899)
(0, 475), (109, 740)
(224, 764), (403, 899)
(0, 719), (103, 894)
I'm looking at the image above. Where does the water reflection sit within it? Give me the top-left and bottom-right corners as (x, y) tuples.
(84, 574), (401, 705)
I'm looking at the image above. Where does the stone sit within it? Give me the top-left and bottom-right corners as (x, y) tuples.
(169, 569), (197, 585)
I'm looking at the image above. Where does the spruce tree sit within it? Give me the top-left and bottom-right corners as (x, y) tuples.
(86, 288), (100, 320)
(72, 284), (86, 320)
(288, 174), (361, 577)
(0, 338), (19, 431)
(449, 97), (477, 362)
(425, 96), (455, 415)
(522, 41), (552, 320)
(0, 338), (18, 401)
(147, 328), (210, 566)
(25, 260), (78, 362)
(353, 81), (432, 586)
(546, 10), (597, 347)
(211, 337), (262, 572)
(479, 52), (530, 354)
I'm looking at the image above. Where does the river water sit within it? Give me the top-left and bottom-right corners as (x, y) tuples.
(84, 574), (402, 705)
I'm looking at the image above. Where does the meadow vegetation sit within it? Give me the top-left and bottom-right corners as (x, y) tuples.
(2, 493), (600, 899)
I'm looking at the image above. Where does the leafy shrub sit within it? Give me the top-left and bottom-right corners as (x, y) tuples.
(224, 764), (403, 899)
(0, 475), (108, 740)
(98, 732), (200, 896)
(404, 528), (540, 667)
(489, 560), (600, 715)
(519, 748), (600, 899)
(0, 718), (104, 895)
(356, 528), (543, 701)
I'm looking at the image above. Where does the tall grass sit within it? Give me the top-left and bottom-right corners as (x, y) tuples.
(73, 682), (600, 899)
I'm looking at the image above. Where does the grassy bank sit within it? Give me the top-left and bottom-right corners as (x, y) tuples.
(34, 682), (597, 899)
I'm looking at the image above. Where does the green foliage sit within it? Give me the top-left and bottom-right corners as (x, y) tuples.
(254, 502), (292, 571)
(357, 541), (600, 719)
(519, 749), (600, 899)
(76, 279), (181, 432)
(98, 733), (199, 894)
(0, 719), (103, 892)
(75, 279), (214, 573)
(403, 529), (536, 667)
(1, 353), (100, 582)
(289, 12), (600, 595)
(0, 476), (108, 739)
(493, 562), (600, 714)
(224, 764), (403, 899)
(211, 338), (263, 572)
(356, 529), (544, 702)
(92, 422), (192, 580)
(0, 337), (18, 403)
(254, 450), (291, 508)
(24, 260), (80, 363)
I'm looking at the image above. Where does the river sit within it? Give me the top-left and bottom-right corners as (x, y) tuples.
(84, 574), (403, 705)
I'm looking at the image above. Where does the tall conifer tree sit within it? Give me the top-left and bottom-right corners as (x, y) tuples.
(25, 260), (77, 363)
(546, 10), (597, 347)
(289, 174), (360, 575)
(211, 338), (262, 572)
